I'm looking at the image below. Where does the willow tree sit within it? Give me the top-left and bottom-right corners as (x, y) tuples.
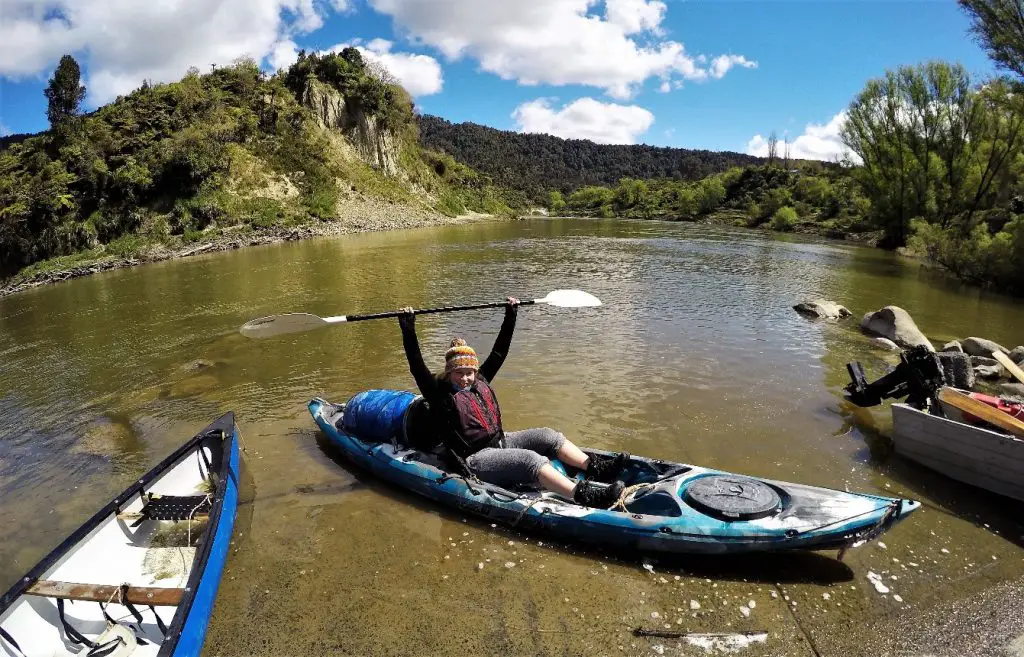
(840, 61), (1024, 246)
(959, 0), (1024, 79)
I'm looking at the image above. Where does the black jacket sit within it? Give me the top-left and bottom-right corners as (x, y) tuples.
(399, 306), (517, 456)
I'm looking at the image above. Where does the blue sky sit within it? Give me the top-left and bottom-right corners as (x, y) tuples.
(0, 0), (998, 159)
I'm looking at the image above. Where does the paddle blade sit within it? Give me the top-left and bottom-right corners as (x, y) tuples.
(240, 313), (332, 339)
(535, 289), (602, 308)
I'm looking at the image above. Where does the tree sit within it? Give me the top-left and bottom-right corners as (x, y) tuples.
(959, 0), (1024, 79)
(44, 55), (86, 128)
(767, 131), (778, 166)
(547, 190), (566, 211)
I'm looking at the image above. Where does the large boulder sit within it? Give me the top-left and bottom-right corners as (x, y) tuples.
(961, 337), (1009, 358)
(970, 355), (1005, 380)
(938, 352), (975, 389)
(793, 299), (852, 321)
(1000, 382), (1024, 399)
(1009, 346), (1024, 365)
(975, 364), (1005, 380)
(860, 306), (935, 351)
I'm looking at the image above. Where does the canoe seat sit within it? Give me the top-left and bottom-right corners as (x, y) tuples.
(25, 580), (184, 606)
(122, 493), (211, 526)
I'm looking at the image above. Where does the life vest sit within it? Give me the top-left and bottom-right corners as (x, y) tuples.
(446, 378), (504, 456)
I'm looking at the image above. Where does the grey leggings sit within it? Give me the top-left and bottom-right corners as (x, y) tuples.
(466, 428), (567, 489)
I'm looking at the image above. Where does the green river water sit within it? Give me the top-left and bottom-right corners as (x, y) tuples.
(1, 218), (1022, 656)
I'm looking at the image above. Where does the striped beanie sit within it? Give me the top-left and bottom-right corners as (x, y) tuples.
(445, 337), (479, 373)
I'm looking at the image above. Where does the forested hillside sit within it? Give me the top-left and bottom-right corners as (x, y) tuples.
(0, 50), (517, 279)
(418, 115), (763, 201)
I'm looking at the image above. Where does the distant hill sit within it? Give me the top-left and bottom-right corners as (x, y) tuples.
(0, 133), (35, 150)
(417, 115), (764, 201)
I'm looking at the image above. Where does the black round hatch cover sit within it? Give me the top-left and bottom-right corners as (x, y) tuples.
(684, 475), (782, 521)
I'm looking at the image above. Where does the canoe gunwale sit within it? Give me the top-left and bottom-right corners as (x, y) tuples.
(155, 414), (237, 657)
(0, 412), (238, 657)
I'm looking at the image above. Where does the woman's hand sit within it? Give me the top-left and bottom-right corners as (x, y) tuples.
(398, 306), (416, 329)
(506, 296), (520, 308)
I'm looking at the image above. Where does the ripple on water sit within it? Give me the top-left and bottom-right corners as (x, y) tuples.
(1, 218), (1023, 655)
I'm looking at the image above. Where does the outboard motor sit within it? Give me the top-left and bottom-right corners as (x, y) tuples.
(844, 345), (948, 407)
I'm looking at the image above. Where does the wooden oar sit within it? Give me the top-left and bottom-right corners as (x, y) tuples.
(993, 351), (1024, 385)
(239, 289), (602, 339)
(938, 387), (1024, 438)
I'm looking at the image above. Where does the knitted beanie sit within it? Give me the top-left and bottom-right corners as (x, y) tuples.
(445, 337), (479, 373)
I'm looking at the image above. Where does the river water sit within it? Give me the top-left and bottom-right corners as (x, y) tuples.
(1, 218), (1022, 656)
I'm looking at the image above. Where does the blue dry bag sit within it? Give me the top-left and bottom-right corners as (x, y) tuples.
(342, 389), (419, 441)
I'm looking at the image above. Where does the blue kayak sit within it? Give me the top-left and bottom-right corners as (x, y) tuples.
(309, 390), (919, 556)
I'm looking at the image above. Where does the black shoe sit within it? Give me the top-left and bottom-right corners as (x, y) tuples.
(585, 452), (630, 484)
(573, 480), (625, 509)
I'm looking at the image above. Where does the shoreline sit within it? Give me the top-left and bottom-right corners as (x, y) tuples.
(0, 203), (500, 298)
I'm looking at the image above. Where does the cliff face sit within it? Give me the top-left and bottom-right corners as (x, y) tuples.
(302, 79), (400, 177)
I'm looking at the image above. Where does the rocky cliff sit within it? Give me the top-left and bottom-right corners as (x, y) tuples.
(302, 79), (401, 177)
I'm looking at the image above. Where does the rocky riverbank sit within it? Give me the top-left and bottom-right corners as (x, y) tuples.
(0, 200), (499, 298)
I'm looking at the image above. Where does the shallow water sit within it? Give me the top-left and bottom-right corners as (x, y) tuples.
(1, 218), (1022, 656)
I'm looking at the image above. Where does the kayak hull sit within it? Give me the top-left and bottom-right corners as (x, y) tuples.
(309, 394), (919, 556)
(0, 413), (240, 657)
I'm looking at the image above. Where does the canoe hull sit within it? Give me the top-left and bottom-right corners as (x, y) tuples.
(892, 402), (1024, 502)
(0, 413), (240, 657)
(311, 395), (918, 556)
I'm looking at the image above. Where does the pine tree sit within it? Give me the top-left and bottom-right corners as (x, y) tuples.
(44, 55), (86, 128)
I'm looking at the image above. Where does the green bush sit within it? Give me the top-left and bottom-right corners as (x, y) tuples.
(303, 180), (338, 220)
(437, 192), (465, 217)
(769, 206), (798, 232)
(238, 197), (284, 228)
(104, 233), (146, 257)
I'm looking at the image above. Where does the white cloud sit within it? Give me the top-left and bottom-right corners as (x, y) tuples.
(512, 97), (654, 144)
(605, 0), (666, 35)
(0, 0), (344, 105)
(746, 111), (854, 162)
(268, 39), (300, 72)
(325, 39), (443, 96)
(0, 122), (10, 136)
(709, 54), (757, 79)
(658, 80), (671, 93)
(367, 0), (756, 99)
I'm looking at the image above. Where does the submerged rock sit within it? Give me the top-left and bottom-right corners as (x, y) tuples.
(962, 337), (1009, 358)
(860, 306), (934, 351)
(870, 337), (901, 351)
(793, 299), (852, 321)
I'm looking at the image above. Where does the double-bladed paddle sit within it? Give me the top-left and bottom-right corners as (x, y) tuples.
(239, 289), (602, 339)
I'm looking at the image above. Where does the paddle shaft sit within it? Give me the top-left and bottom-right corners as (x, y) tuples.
(341, 299), (536, 323)
(993, 351), (1024, 385)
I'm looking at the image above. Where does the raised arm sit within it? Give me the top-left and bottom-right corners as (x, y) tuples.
(398, 310), (436, 397)
(479, 298), (518, 382)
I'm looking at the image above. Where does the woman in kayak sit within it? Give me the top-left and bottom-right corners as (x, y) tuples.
(398, 298), (628, 509)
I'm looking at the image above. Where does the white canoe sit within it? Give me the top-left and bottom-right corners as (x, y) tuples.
(891, 403), (1024, 502)
(0, 413), (240, 657)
